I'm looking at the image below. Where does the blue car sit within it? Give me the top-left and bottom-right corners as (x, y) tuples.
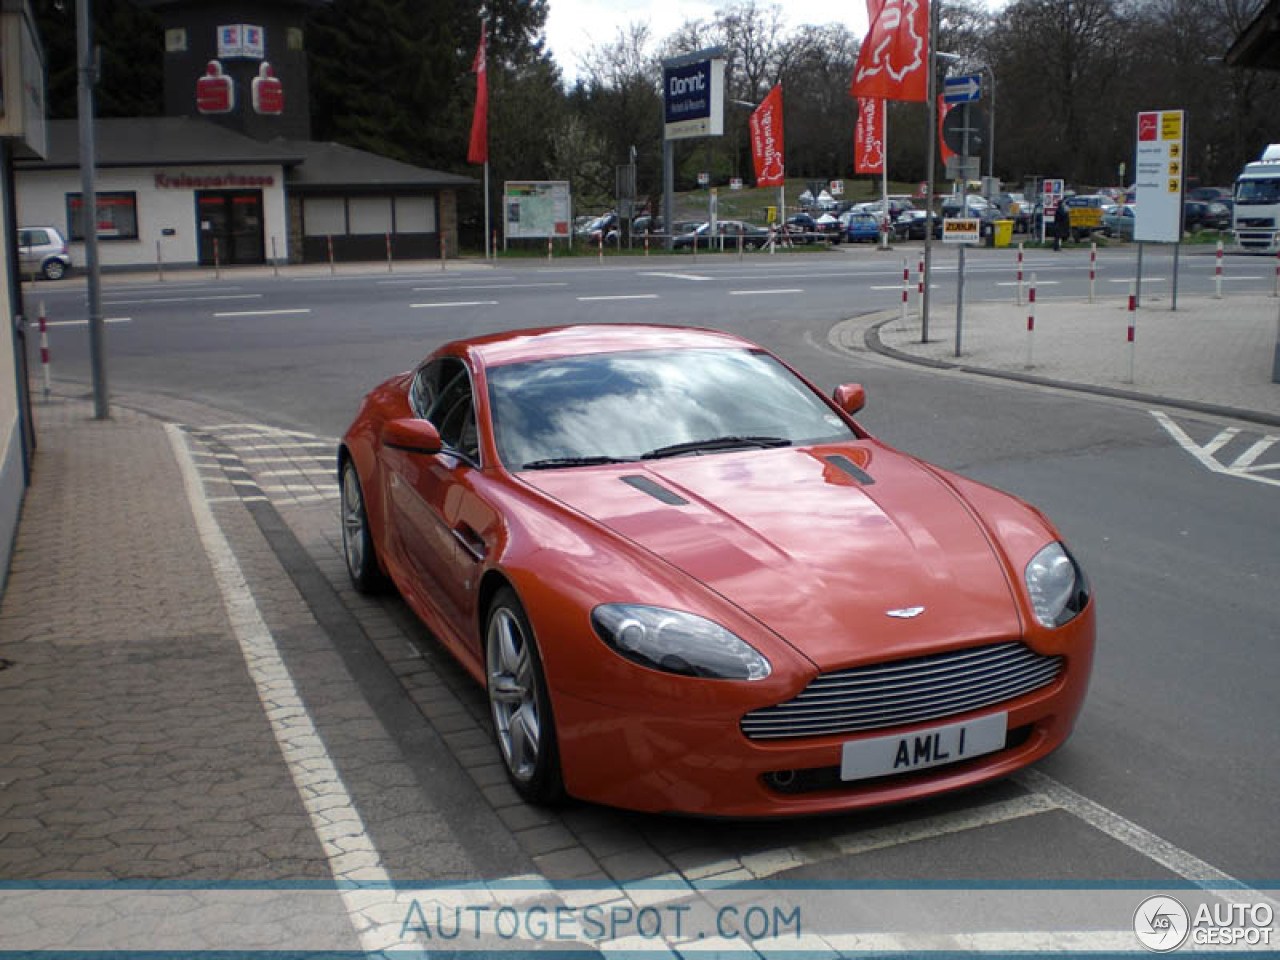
(845, 212), (881, 243)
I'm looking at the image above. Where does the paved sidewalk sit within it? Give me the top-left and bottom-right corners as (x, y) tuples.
(868, 293), (1280, 423)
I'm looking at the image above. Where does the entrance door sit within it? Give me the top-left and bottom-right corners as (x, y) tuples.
(196, 191), (265, 265)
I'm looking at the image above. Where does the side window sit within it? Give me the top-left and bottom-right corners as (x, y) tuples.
(409, 362), (437, 418)
(424, 358), (480, 464)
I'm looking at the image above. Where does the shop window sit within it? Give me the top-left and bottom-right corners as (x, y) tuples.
(349, 196), (392, 235)
(66, 192), (139, 241)
(303, 196), (346, 236)
(395, 195), (435, 233)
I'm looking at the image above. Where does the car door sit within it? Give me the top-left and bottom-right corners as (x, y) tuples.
(381, 357), (495, 667)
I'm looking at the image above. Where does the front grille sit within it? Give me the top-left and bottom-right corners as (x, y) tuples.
(740, 642), (1062, 741)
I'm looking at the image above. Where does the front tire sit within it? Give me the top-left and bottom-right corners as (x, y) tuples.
(485, 587), (563, 804)
(340, 460), (389, 593)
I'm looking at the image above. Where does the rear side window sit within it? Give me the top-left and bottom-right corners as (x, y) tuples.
(22, 230), (50, 246)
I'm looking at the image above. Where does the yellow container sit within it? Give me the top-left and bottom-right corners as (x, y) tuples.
(994, 219), (1014, 248)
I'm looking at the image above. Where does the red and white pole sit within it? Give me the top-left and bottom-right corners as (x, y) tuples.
(38, 301), (50, 400)
(916, 254), (925, 311)
(1274, 248), (1280, 298)
(901, 257), (910, 324)
(1089, 242), (1097, 303)
(1016, 243), (1025, 305)
(1127, 280), (1137, 383)
(1215, 239), (1224, 299)
(386, 232), (393, 273)
(1026, 274), (1037, 368)
(644, 233), (650, 257)
(547, 236), (553, 263)
(598, 231), (604, 264)
(327, 234), (336, 276)
(440, 231), (448, 271)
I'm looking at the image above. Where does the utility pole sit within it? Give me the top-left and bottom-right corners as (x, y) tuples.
(77, 0), (108, 419)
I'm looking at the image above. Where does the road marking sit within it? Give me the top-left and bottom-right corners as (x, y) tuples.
(44, 317), (131, 326)
(729, 288), (802, 296)
(1151, 411), (1280, 488)
(1016, 769), (1280, 912)
(410, 300), (500, 308)
(577, 294), (659, 301)
(1106, 277), (1165, 283)
(640, 272), (710, 281)
(409, 282), (567, 291)
(105, 293), (263, 304)
(995, 280), (1060, 287)
(165, 424), (420, 953)
(213, 308), (313, 318)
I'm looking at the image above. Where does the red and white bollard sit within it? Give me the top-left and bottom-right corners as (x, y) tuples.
(1127, 280), (1137, 383)
(492, 230), (499, 260)
(1016, 243), (1025, 305)
(1026, 274), (1037, 368)
(916, 255), (925, 311)
(644, 232), (650, 257)
(547, 236), (553, 263)
(901, 258), (910, 323)
(1274, 248), (1280, 298)
(598, 232), (604, 264)
(1089, 242), (1097, 303)
(386, 232), (394, 273)
(440, 232), (448, 271)
(38, 301), (50, 400)
(327, 234), (336, 276)
(1215, 239), (1224, 299)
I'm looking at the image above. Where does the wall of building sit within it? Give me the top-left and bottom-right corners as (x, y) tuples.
(0, 173), (24, 584)
(15, 164), (289, 268)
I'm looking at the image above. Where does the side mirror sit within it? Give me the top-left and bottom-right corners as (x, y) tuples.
(381, 418), (442, 455)
(833, 383), (866, 415)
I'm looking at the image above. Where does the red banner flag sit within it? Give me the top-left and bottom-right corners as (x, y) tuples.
(854, 98), (884, 174)
(748, 84), (785, 187)
(938, 95), (956, 166)
(850, 0), (928, 102)
(467, 21), (488, 165)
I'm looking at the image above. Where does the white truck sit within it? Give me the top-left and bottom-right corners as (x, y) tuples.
(1233, 143), (1280, 253)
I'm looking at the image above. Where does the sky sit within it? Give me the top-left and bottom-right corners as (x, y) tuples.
(543, 1), (871, 82)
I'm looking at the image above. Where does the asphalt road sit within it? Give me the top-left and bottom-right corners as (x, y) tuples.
(23, 242), (1280, 890)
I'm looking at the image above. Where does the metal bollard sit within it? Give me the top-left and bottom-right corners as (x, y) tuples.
(1026, 275), (1036, 368)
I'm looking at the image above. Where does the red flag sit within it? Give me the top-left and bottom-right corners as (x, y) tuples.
(748, 84), (785, 187)
(467, 21), (488, 165)
(854, 98), (884, 174)
(851, 0), (928, 102)
(938, 95), (956, 165)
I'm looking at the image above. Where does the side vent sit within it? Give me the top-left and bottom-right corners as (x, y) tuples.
(825, 454), (875, 485)
(621, 475), (689, 506)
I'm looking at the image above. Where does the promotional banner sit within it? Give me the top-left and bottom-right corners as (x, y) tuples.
(850, 0), (929, 102)
(467, 21), (488, 165)
(854, 97), (884, 174)
(748, 83), (785, 187)
(938, 96), (956, 165)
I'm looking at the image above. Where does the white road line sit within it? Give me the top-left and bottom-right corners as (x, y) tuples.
(165, 424), (420, 953)
(1016, 768), (1280, 912)
(213, 308), (313, 318)
(410, 300), (500, 308)
(409, 282), (567, 291)
(44, 318), (132, 326)
(639, 272), (711, 281)
(995, 280), (1061, 286)
(729, 288), (802, 296)
(105, 293), (263, 305)
(1106, 277), (1165, 283)
(1201, 426), (1242, 457)
(576, 294), (659, 301)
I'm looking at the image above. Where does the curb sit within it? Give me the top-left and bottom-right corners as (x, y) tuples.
(861, 313), (1280, 430)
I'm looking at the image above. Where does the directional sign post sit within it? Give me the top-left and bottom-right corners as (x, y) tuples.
(943, 74), (982, 104)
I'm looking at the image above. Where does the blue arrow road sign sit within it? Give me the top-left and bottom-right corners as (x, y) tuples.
(943, 74), (982, 103)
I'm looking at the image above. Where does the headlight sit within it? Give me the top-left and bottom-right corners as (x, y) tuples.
(1024, 542), (1090, 628)
(591, 604), (771, 680)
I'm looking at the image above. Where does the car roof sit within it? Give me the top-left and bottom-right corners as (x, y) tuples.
(445, 324), (757, 369)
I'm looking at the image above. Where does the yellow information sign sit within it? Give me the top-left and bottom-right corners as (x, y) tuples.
(1161, 112), (1182, 140)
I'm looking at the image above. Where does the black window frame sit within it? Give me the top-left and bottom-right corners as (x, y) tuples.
(66, 191), (140, 242)
(410, 357), (481, 467)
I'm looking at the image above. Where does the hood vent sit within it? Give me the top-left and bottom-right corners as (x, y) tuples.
(621, 474), (689, 506)
(825, 454), (875, 485)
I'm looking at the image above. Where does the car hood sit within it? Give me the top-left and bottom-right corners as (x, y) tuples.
(521, 444), (1023, 670)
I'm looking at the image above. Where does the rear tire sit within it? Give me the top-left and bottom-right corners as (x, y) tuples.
(485, 587), (564, 804)
(42, 259), (66, 281)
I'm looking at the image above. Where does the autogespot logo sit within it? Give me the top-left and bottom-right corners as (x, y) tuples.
(1134, 895), (1190, 952)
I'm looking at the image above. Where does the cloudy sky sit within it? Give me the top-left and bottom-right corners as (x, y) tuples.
(542, 1), (871, 82)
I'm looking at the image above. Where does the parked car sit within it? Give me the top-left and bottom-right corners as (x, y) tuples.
(339, 324), (1096, 814)
(891, 209), (931, 241)
(784, 212), (819, 243)
(1183, 201), (1231, 233)
(672, 220), (770, 250)
(18, 226), (72, 280)
(631, 215), (663, 236)
(844, 211), (882, 243)
(1101, 203), (1136, 240)
(1187, 186), (1232, 204)
(577, 212), (619, 244)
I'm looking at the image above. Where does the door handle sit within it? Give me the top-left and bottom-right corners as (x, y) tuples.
(451, 524), (487, 562)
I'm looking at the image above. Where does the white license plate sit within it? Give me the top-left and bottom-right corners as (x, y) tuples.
(840, 713), (1008, 782)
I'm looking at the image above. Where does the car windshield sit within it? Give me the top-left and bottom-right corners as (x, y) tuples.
(487, 348), (854, 470)
(1236, 178), (1280, 204)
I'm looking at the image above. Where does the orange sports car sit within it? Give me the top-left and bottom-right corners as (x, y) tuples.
(339, 325), (1094, 816)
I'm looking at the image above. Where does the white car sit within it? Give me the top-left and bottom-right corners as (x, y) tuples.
(18, 226), (72, 281)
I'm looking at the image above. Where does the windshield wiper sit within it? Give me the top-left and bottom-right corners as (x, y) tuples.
(520, 455), (638, 470)
(641, 435), (791, 460)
